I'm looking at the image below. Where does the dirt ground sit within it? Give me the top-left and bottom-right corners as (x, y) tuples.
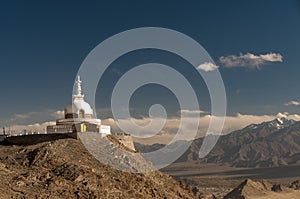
(1, 137), (299, 199)
(0, 137), (212, 199)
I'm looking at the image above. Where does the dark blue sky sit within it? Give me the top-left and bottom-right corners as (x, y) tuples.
(1, 0), (300, 125)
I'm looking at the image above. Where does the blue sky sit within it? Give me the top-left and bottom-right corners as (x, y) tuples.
(1, 0), (300, 126)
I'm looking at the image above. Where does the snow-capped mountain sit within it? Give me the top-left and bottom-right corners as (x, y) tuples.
(247, 117), (296, 130)
(136, 118), (300, 168)
(184, 117), (300, 167)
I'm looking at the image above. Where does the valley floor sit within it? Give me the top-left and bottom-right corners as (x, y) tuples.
(162, 162), (300, 182)
(161, 162), (300, 198)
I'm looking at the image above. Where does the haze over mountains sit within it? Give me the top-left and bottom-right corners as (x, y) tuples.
(135, 117), (300, 168)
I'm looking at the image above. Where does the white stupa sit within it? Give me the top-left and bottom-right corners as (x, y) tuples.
(47, 76), (111, 135)
(65, 76), (93, 118)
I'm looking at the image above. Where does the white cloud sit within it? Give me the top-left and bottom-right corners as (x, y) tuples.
(2, 110), (66, 127)
(179, 109), (209, 117)
(50, 110), (65, 119)
(102, 111), (300, 144)
(6, 121), (55, 133)
(12, 112), (38, 120)
(284, 100), (300, 106)
(5, 109), (300, 145)
(197, 62), (219, 72)
(219, 52), (283, 69)
(260, 53), (283, 62)
(13, 114), (29, 119)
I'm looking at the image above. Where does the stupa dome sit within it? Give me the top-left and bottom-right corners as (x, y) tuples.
(65, 99), (93, 115)
(64, 76), (94, 118)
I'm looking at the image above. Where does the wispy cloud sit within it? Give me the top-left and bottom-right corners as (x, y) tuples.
(179, 109), (209, 117)
(197, 62), (219, 72)
(50, 110), (65, 119)
(102, 111), (300, 144)
(7, 121), (56, 132)
(5, 109), (300, 144)
(284, 100), (300, 106)
(219, 52), (283, 69)
(13, 113), (32, 119)
(2, 110), (64, 126)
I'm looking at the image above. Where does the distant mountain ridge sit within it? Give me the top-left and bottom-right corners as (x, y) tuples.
(195, 117), (300, 167)
(135, 118), (300, 168)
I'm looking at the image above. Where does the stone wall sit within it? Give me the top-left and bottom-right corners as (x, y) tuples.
(3, 133), (77, 145)
(1, 132), (136, 153)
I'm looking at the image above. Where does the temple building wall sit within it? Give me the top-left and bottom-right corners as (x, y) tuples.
(74, 123), (100, 133)
(47, 125), (73, 133)
(48, 122), (101, 134)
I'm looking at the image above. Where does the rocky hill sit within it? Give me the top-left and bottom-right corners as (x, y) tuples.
(224, 178), (300, 199)
(135, 118), (300, 168)
(0, 136), (213, 199)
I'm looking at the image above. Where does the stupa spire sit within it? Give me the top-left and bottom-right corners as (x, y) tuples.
(73, 75), (84, 99)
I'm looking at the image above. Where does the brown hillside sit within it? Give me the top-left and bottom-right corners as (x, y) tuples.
(0, 137), (213, 199)
(224, 179), (300, 199)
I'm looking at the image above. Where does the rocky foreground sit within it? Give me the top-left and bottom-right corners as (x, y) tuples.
(1, 137), (300, 199)
(224, 178), (300, 199)
(0, 137), (213, 199)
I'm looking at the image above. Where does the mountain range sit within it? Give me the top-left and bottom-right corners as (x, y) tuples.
(135, 117), (300, 168)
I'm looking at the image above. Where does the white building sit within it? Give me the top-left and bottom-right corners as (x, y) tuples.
(47, 76), (111, 135)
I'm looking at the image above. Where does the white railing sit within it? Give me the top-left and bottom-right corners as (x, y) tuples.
(4, 129), (47, 137)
